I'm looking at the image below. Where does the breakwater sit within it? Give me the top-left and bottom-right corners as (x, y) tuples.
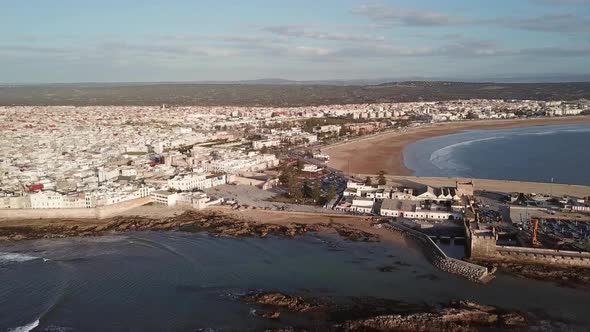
(376, 222), (492, 283)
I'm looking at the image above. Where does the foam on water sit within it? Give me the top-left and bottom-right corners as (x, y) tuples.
(428, 136), (501, 172)
(0, 252), (49, 264)
(8, 319), (39, 332)
(519, 126), (590, 136)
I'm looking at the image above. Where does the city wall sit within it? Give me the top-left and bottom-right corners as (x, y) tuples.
(492, 246), (590, 267)
(469, 234), (590, 268)
(0, 197), (151, 220)
(378, 222), (491, 283)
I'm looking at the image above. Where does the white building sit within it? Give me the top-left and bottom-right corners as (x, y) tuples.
(252, 139), (280, 150)
(351, 197), (375, 214)
(380, 198), (463, 220)
(168, 174), (227, 191)
(30, 191), (65, 209)
(302, 164), (320, 173)
(151, 191), (178, 206)
(97, 168), (120, 183)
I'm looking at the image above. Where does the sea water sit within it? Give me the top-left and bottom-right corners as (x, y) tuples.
(2, 232), (590, 331)
(404, 123), (590, 185)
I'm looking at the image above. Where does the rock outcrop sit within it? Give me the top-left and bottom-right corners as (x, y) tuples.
(242, 292), (325, 313)
(0, 210), (379, 243)
(245, 291), (530, 332)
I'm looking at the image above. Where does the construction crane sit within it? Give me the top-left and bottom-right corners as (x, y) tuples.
(531, 218), (541, 246)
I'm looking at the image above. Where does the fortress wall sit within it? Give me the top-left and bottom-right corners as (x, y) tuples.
(0, 197), (151, 220)
(494, 246), (590, 267)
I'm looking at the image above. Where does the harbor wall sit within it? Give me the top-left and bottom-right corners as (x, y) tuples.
(469, 233), (590, 268)
(492, 246), (590, 267)
(378, 222), (491, 283)
(0, 197), (151, 220)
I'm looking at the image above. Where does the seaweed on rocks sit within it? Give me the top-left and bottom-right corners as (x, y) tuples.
(242, 291), (532, 332)
(0, 210), (379, 244)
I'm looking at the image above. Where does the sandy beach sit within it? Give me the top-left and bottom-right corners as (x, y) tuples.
(324, 116), (590, 176)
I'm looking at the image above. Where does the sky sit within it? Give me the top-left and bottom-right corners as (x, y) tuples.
(1, 0), (590, 83)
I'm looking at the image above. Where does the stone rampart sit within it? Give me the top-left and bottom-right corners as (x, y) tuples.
(0, 197), (151, 220)
(494, 246), (590, 268)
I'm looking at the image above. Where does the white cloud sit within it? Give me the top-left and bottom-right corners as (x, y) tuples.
(261, 25), (385, 42)
(351, 4), (467, 26)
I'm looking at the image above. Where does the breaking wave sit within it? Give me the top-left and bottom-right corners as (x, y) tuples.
(0, 252), (49, 264)
(429, 136), (501, 172)
(518, 126), (590, 137)
(8, 319), (39, 332)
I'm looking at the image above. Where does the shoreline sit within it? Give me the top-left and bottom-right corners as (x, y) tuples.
(0, 207), (399, 244)
(324, 116), (590, 176)
(3, 205), (590, 286)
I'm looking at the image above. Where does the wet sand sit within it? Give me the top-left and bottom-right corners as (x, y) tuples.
(324, 116), (590, 176)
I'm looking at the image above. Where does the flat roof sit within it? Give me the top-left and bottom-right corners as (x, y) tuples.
(152, 190), (176, 196)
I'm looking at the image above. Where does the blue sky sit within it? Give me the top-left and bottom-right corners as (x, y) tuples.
(1, 0), (590, 82)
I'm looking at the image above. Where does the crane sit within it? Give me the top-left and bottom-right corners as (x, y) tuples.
(531, 218), (541, 247)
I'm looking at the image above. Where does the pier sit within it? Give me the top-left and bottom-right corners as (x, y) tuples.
(377, 222), (493, 283)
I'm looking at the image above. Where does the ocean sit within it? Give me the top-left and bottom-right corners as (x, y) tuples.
(403, 123), (590, 185)
(2, 231), (590, 331)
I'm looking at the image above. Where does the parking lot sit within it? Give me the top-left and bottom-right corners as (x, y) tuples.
(205, 184), (343, 214)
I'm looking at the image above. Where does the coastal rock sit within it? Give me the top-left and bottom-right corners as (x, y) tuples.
(243, 292), (531, 332)
(501, 313), (528, 327)
(242, 292), (324, 312)
(332, 224), (379, 242)
(253, 310), (281, 319)
(338, 313), (479, 332)
(0, 210), (383, 245)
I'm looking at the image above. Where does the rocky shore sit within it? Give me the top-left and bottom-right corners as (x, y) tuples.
(0, 210), (379, 243)
(240, 291), (541, 331)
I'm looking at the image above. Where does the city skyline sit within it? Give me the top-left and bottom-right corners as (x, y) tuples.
(2, 0), (590, 83)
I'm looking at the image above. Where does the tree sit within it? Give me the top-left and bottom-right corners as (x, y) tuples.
(279, 168), (293, 185)
(289, 181), (303, 201)
(326, 183), (337, 202)
(377, 171), (386, 185)
(302, 179), (312, 198)
(312, 181), (321, 203)
(297, 159), (305, 170)
(339, 125), (350, 137)
(364, 176), (373, 186)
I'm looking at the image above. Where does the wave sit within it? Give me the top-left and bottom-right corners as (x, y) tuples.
(519, 126), (590, 137)
(8, 319), (39, 332)
(429, 136), (501, 172)
(0, 252), (49, 264)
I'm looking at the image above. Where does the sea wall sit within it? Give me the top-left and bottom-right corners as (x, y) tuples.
(0, 197), (151, 220)
(492, 246), (590, 267)
(468, 223), (590, 268)
(378, 222), (491, 283)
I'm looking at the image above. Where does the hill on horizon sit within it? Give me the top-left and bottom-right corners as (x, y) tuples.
(1, 81), (589, 107)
